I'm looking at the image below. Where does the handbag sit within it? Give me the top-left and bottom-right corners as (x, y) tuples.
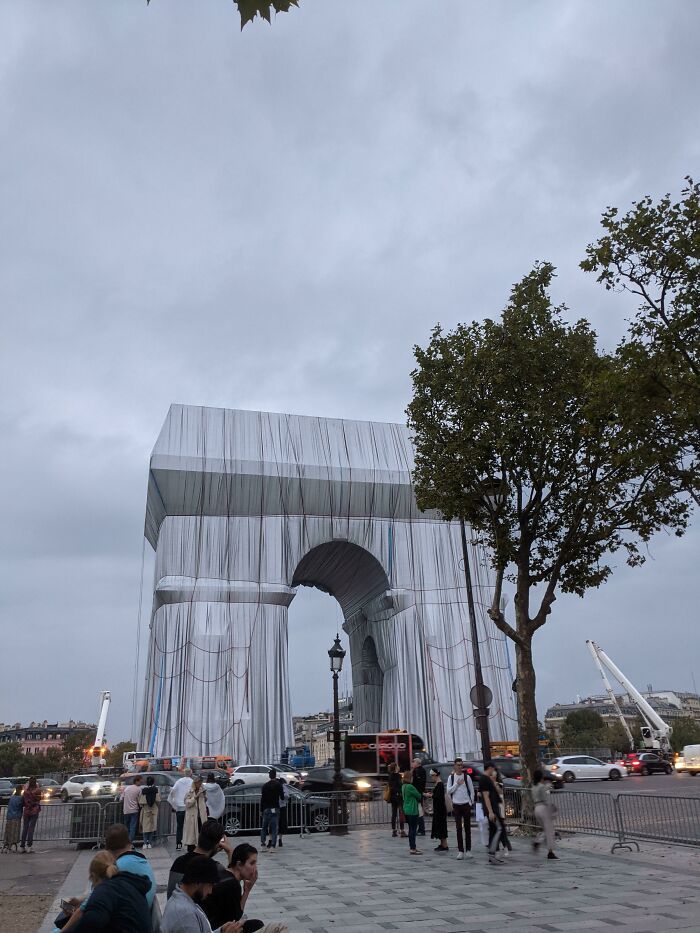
(382, 783), (392, 803)
(445, 784), (454, 814)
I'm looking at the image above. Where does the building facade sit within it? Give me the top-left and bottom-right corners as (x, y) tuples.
(0, 721), (95, 756)
(545, 692), (700, 742)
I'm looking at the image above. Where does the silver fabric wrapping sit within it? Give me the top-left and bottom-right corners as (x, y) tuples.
(139, 405), (517, 762)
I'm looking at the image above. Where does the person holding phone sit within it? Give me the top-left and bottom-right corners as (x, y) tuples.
(446, 758), (474, 860)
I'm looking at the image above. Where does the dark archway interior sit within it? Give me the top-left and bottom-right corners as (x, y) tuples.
(292, 540), (390, 620)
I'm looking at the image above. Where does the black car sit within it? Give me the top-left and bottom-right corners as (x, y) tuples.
(300, 767), (380, 798)
(624, 752), (673, 776)
(222, 783), (330, 836)
(192, 768), (230, 788)
(0, 779), (15, 804)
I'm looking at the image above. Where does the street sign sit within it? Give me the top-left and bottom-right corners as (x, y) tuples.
(470, 684), (493, 708)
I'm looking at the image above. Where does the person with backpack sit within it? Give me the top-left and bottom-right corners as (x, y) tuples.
(386, 763), (406, 838)
(446, 758), (474, 860)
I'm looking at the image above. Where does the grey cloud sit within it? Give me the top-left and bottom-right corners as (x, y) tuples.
(1, 0), (698, 743)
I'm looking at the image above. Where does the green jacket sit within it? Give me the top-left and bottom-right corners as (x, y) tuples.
(401, 782), (422, 816)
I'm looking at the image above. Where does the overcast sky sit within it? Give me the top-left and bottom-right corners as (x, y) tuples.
(1, 0), (698, 746)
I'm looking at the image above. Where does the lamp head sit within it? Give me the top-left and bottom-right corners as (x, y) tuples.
(328, 634), (346, 672)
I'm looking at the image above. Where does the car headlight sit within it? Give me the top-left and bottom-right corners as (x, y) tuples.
(111, 783), (118, 792)
(91, 786), (98, 795)
(356, 780), (371, 789)
(548, 764), (559, 771)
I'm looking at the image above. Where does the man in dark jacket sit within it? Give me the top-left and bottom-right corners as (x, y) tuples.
(73, 871), (151, 932)
(259, 769), (284, 851)
(412, 757), (427, 836)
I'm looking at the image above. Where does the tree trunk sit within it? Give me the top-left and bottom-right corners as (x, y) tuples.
(515, 636), (539, 786)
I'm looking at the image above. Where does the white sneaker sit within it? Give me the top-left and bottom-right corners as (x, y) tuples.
(456, 852), (464, 860)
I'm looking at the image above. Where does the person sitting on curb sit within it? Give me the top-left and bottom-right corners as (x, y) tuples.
(105, 823), (156, 908)
(71, 851), (150, 932)
(161, 855), (243, 933)
(203, 843), (264, 932)
(168, 820), (231, 897)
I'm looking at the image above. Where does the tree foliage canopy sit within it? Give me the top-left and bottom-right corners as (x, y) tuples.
(146, 0), (299, 30)
(582, 178), (700, 504)
(671, 716), (700, 753)
(408, 263), (688, 641)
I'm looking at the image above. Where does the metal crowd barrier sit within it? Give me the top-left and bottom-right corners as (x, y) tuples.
(0, 800), (104, 846)
(616, 793), (700, 847)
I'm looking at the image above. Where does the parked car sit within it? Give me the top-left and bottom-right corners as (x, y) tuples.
(118, 771), (181, 794)
(230, 764), (300, 787)
(0, 779), (15, 804)
(222, 783), (331, 836)
(192, 768), (230, 788)
(61, 775), (118, 801)
(37, 778), (62, 801)
(624, 752), (673, 775)
(300, 767), (380, 798)
(545, 756), (625, 783)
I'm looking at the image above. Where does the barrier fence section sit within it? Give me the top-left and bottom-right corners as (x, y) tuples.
(0, 800), (104, 846)
(616, 793), (700, 846)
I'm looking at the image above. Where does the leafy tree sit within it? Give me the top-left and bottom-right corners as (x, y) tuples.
(560, 710), (606, 749)
(106, 741), (136, 769)
(671, 716), (700, 753)
(60, 730), (94, 770)
(582, 178), (700, 506)
(407, 263), (689, 783)
(146, 0), (299, 30)
(0, 741), (24, 777)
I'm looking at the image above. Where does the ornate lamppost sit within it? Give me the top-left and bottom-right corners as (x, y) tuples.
(328, 633), (347, 835)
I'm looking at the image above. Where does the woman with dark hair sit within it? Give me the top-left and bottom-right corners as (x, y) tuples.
(20, 776), (42, 853)
(387, 763), (406, 838)
(429, 767), (449, 852)
(139, 775), (160, 849)
(203, 843), (264, 932)
(400, 771), (423, 855)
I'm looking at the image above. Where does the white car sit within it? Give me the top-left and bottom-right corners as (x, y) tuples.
(230, 764), (301, 787)
(60, 774), (118, 801)
(546, 756), (625, 783)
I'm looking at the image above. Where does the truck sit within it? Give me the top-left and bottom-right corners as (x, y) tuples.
(343, 732), (429, 777)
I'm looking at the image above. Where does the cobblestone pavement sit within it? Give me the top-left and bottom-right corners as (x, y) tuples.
(38, 827), (700, 933)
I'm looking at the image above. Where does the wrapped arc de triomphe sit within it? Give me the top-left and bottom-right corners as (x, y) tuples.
(139, 404), (517, 763)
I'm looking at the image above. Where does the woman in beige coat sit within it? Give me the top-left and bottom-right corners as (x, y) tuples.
(183, 776), (208, 850)
(138, 775), (160, 849)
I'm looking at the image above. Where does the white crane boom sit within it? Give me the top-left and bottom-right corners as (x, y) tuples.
(585, 641), (671, 752)
(90, 691), (111, 766)
(586, 640), (635, 750)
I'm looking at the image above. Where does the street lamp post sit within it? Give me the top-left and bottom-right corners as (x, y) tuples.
(328, 633), (347, 835)
(459, 517), (492, 763)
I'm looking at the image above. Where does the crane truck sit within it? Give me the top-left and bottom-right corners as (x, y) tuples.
(85, 690), (111, 769)
(586, 641), (672, 754)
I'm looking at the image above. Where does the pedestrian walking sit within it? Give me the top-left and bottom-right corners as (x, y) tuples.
(168, 769), (194, 850)
(204, 772), (226, 821)
(139, 775), (160, 849)
(2, 787), (23, 852)
(411, 756), (427, 836)
(401, 770), (423, 855)
(479, 761), (506, 865)
(532, 769), (558, 860)
(446, 758), (474, 860)
(494, 767), (512, 856)
(184, 776), (209, 852)
(121, 775), (143, 843)
(259, 770), (284, 851)
(387, 763), (406, 838)
(429, 767), (448, 852)
(19, 776), (42, 853)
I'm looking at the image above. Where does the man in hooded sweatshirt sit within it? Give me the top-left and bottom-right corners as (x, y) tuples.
(105, 823), (156, 908)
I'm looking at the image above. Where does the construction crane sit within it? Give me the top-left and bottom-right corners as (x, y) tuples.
(86, 691), (111, 769)
(586, 641), (672, 754)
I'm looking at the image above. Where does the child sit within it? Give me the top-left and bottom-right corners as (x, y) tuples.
(2, 787), (23, 852)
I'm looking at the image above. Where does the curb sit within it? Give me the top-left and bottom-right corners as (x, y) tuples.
(37, 849), (94, 933)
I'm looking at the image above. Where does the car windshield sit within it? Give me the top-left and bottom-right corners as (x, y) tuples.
(340, 769), (362, 778)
